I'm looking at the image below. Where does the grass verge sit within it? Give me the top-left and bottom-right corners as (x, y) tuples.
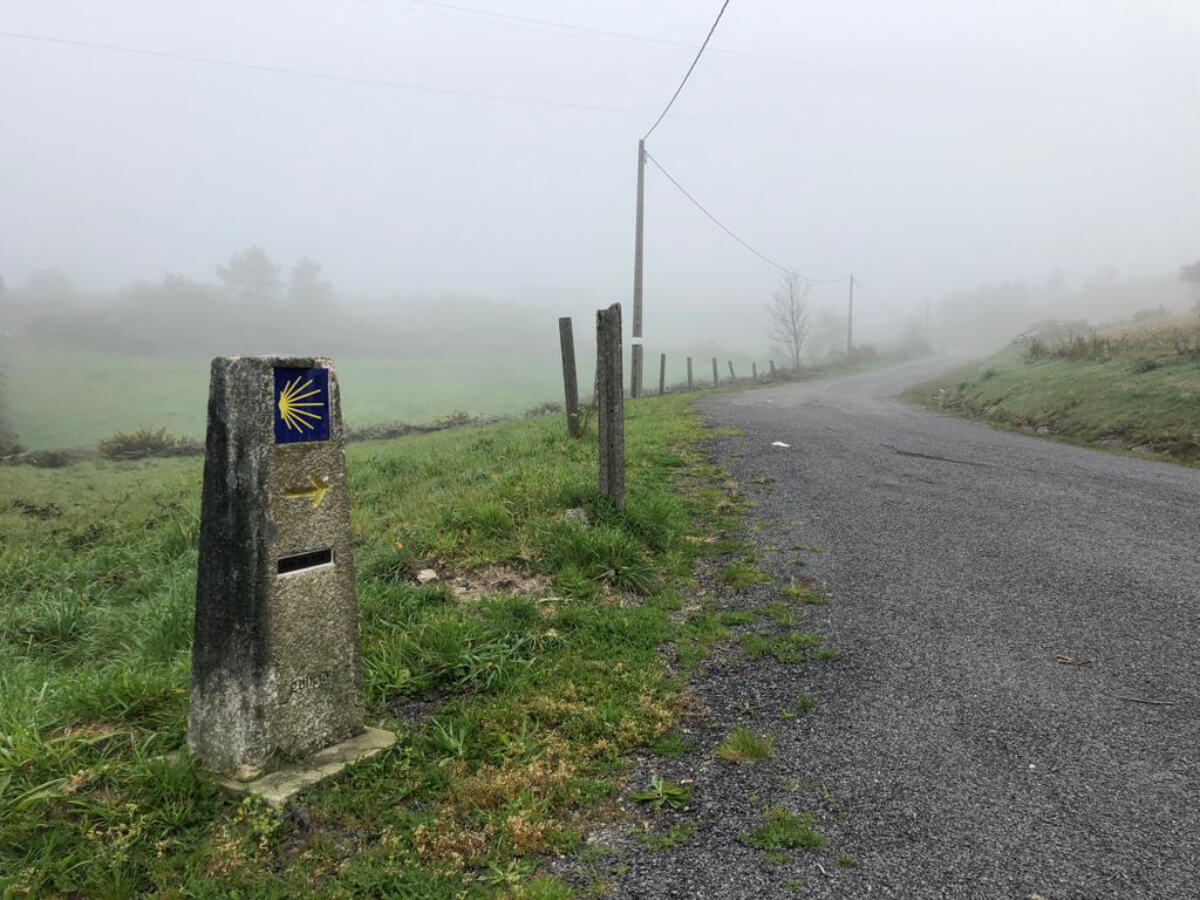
(905, 321), (1200, 465)
(0, 393), (741, 897)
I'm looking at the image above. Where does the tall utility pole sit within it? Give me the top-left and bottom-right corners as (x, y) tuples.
(631, 140), (646, 397)
(846, 273), (855, 356)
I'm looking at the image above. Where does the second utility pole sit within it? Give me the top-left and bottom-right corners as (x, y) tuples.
(631, 139), (646, 397)
(846, 273), (855, 356)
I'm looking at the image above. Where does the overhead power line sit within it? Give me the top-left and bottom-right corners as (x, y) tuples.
(642, 0), (731, 141)
(365, 0), (853, 71)
(645, 152), (787, 273)
(646, 153), (850, 284)
(0, 29), (635, 114)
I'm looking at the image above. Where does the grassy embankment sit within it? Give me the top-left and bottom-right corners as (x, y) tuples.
(905, 316), (1200, 465)
(0, 392), (772, 897)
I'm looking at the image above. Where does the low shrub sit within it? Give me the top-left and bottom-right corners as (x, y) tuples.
(523, 400), (563, 418)
(27, 450), (73, 468)
(98, 427), (202, 460)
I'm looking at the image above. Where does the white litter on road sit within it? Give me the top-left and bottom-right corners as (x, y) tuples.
(771, 441), (790, 448)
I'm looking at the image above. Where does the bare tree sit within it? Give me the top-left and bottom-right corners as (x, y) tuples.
(767, 270), (810, 369)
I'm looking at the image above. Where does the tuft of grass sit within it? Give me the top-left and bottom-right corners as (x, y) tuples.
(718, 610), (755, 627)
(794, 693), (819, 713)
(651, 733), (696, 757)
(760, 601), (797, 626)
(542, 522), (656, 594)
(816, 647), (843, 662)
(742, 630), (823, 663)
(641, 821), (697, 851)
(715, 727), (774, 764)
(717, 560), (772, 590)
(836, 853), (857, 868)
(740, 807), (827, 854)
(780, 581), (827, 605)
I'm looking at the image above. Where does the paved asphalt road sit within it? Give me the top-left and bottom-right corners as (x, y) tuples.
(614, 358), (1199, 899)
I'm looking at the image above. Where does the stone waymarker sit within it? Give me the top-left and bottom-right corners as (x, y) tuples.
(189, 355), (392, 803)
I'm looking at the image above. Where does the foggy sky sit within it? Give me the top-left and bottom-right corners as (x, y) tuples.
(3, 0), (1199, 343)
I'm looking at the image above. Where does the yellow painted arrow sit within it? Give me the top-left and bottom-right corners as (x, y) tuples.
(283, 475), (329, 509)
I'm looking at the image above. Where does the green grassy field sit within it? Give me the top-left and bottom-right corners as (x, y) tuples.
(0, 392), (758, 897)
(906, 319), (1200, 464)
(3, 345), (567, 450)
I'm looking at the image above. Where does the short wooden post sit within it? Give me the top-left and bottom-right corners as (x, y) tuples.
(558, 317), (580, 438)
(630, 344), (643, 399)
(687, 356), (693, 390)
(752, 362), (758, 380)
(658, 353), (667, 395)
(728, 361), (736, 382)
(596, 303), (625, 510)
(770, 360), (777, 379)
(712, 357), (719, 387)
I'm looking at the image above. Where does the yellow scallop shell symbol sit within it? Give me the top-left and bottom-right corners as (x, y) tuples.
(277, 375), (325, 432)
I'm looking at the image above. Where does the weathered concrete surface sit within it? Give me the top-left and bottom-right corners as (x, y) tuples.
(189, 356), (363, 778)
(214, 727), (395, 808)
(596, 304), (625, 509)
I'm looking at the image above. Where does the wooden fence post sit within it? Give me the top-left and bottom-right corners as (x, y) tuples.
(770, 360), (777, 379)
(712, 357), (719, 387)
(728, 361), (736, 382)
(558, 317), (580, 438)
(658, 353), (666, 395)
(752, 362), (758, 380)
(596, 303), (625, 510)
(687, 356), (693, 390)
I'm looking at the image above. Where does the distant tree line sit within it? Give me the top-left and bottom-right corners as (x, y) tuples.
(0, 246), (549, 359)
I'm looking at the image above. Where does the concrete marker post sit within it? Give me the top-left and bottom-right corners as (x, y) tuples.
(558, 317), (581, 438)
(712, 357), (719, 388)
(188, 356), (393, 804)
(596, 304), (625, 510)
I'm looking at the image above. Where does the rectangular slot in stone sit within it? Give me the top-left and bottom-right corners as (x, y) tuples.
(277, 547), (334, 575)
